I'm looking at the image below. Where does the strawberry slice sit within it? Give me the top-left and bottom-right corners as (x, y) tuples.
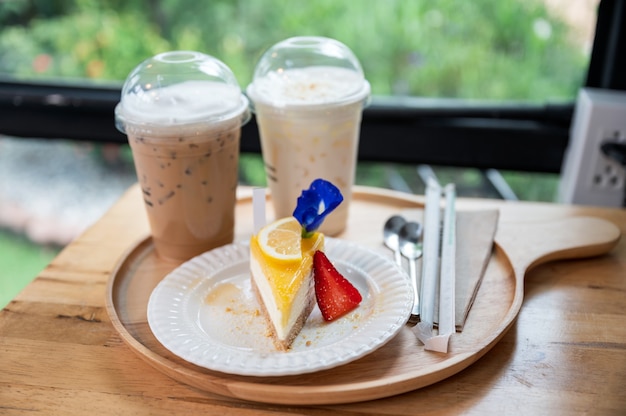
(313, 250), (362, 321)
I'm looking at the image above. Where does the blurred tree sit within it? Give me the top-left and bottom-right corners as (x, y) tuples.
(0, 0), (590, 100)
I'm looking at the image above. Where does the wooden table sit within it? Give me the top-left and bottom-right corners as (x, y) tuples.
(1, 184), (625, 415)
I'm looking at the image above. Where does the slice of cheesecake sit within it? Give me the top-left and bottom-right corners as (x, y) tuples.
(250, 216), (324, 351)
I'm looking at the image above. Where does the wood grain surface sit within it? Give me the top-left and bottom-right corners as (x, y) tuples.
(1, 184), (625, 415)
(107, 191), (619, 405)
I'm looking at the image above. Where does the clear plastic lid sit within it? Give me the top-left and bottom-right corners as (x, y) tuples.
(246, 36), (371, 109)
(115, 51), (250, 133)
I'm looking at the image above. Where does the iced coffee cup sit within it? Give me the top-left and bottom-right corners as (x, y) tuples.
(246, 36), (370, 236)
(115, 51), (250, 262)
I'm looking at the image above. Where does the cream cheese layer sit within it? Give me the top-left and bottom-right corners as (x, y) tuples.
(250, 232), (323, 340)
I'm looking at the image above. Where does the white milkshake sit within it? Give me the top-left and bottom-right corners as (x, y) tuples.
(247, 38), (370, 235)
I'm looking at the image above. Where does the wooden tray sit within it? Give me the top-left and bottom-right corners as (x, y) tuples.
(105, 188), (620, 405)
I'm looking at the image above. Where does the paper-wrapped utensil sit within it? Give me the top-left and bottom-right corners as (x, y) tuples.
(414, 181), (456, 353)
(414, 179), (441, 346)
(253, 187), (267, 233)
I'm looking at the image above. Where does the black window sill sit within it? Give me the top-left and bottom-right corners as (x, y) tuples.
(0, 79), (572, 174)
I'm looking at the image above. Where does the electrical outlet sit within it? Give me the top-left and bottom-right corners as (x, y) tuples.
(592, 129), (625, 190)
(559, 88), (626, 207)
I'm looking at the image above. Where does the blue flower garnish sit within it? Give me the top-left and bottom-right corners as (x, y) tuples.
(293, 179), (343, 237)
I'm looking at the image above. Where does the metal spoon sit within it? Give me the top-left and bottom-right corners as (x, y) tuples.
(383, 215), (407, 267)
(399, 221), (423, 325)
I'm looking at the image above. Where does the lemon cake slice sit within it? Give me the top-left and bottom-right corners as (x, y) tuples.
(250, 216), (324, 351)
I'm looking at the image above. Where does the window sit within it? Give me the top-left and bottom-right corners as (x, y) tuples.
(0, 0), (602, 173)
(0, 1), (596, 98)
(0, 0), (611, 305)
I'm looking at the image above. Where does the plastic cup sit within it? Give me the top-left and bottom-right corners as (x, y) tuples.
(246, 36), (370, 236)
(115, 51), (250, 262)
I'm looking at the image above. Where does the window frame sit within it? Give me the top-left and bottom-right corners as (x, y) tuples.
(0, 80), (574, 173)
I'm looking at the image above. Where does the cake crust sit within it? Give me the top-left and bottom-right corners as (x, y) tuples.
(251, 277), (316, 351)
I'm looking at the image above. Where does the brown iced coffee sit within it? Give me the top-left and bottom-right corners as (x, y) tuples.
(115, 52), (250, 262)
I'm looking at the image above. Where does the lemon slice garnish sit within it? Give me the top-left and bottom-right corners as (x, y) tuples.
(257, 217), (302, 262)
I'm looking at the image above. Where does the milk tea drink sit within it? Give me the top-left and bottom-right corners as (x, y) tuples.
(247, 37), (370, 235)
(115, 52), (249, 262)
(123, 106), (241, 261)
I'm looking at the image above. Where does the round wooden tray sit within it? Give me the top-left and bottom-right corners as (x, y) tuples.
(105, 188), (620, 405)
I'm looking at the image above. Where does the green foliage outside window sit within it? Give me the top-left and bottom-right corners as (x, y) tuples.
(0, 0), (591, 101)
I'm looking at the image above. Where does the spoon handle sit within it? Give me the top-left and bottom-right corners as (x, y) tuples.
(408, 258), (420, 324)
(394, 249), (402, 268)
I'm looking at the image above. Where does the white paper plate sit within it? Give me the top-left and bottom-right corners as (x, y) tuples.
(147, 238), (413, 377)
